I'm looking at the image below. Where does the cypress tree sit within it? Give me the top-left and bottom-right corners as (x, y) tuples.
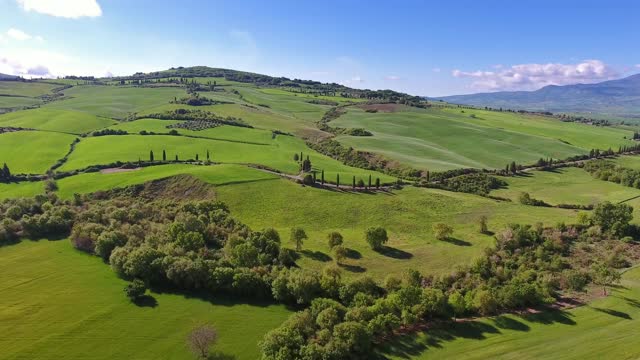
(162, 150), (166, 161)
(175, 154), (179, 161)
(207, 150), (210, 161)
(352, 176), (356, 189)
(336, 174), (340, 188)
(368, 174), (372, 188)
(321, 170), (325, 185)
(375, 177), (380, 189)
(196, 154), (199, 161)
(149, 150), (154, 162)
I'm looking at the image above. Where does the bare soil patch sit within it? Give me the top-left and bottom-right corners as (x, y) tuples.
(358, 103), (403, 113)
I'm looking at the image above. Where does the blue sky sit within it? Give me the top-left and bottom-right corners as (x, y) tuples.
(1, 0), (639, 96)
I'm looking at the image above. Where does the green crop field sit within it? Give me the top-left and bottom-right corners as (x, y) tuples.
(0, 81), (58, 97)
(0, 131), (76, 174)
(492, 167), (640, 206)
(331, 105), (632, 171)
(0, 108), (116, 134)
(59, 133), (396, 183)
(0, 239), (291, 360)
(380, 266), (640, 360)
(45, 85), (185, 119)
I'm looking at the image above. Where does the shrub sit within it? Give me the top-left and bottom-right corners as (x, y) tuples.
(124, 279), (147, 301)
(432, 223), (453, 240)
(327, 231), (344, 249)
(365, 227), (388, 250)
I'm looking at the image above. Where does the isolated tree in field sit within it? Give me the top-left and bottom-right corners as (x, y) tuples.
(333, 245), (348, 265)
(336, 173), (340, 188)
(175, 154), (179, 161)
(352, 176), (356, 189)
(124, 279), (147, 301)
(0, 163), (10, 182)
(433, 223), (453, 240)
(365, 227), (388, 250)
(368, 174), (372, 188)
(327, 231), (344, 249)
(162, 150), (167, 161)
(290, 227), (307, 251)
(149, 150), (154, 162)
(478, 215), (489, 234)
(509, 161), (517, 174)
(591, 262), (621, 295)
(375, 177), (380, 189)
(206, 149), (210, 161)
(302, 158), (312, 172)
(187, 324), (217, 359)
(321, 169), (325, 185)
(293, 153), (299, 161)
(196, 154), (199, 161)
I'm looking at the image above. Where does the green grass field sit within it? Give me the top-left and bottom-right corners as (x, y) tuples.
(331, 105), (632, 171)
(55, 164), (278, 198)
(59, 133), (395, 183)
(380, 266), (640, 360)
(0, 239), (291, 360)
(0, 131), (76, 174)
(0, 108), (116, 134)
(45, 85), (185, 119)
(492, 167), (640, 206)
(216, 178), (578, 279)
(0, 81), (58, 97)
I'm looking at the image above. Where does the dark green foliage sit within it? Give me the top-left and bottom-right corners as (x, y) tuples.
(518, 192), (551, 207)
(124, 279), (147, 301)
(302, 174), (314, 185)
(365, 227), (388, 250)
(92, 129), (127, 136)
(145, 109), (252, 128)
(0, 163), (11, 182)
(425, 173), (507, 196)
(591, 201), (633, 237)
(162, 150), (166, 161)
(327, 232), (344, 249)
(149, 150), (154, 162)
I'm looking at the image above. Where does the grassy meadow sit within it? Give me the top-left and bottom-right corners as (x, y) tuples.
(492, 167), (640, 206)
(331, 105), (632, 171)
(0, 131), (76, 174)
(0, 108), (116, 134)
(0, 239), (291, 360)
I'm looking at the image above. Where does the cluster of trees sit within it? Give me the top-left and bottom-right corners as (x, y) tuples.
(518, 192), (551, 207)
(92, 129), (127, 136)
(147, 149), (210, 163)
(315, 106), (374, 137)
(584, 160), (640, 190)
(0, 163), (11, 183)
(308, 139), (421, 180)
(166, 120), (221, 132)
(259, 215), (636, 359)
(144, 109), (252, 128)
(0, 194), (75, 243)
(425, 173), (507, 196)
(170, 94), (232, 106)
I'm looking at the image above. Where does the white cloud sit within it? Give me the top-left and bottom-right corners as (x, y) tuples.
(16, 0), (102, 19)
(340, 76), (364, 86)
(452, 60), (618, 91)
(385, 75), (400, 80)
(0, 49), (71, 78)
(0, 28), (44, 41)
(7, 28), (32, 40)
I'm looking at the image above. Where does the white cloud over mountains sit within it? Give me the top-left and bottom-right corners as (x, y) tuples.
(16, 0), (102, 19)
(6, 28), (43, 41)
(452, 60), (619, 91)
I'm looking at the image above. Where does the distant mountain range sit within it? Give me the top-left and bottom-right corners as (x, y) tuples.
(0, 73), (19, 80)
(436, 74), (640, 119)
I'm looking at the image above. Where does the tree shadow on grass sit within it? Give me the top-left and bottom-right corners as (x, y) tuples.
(345, 248), (362, 259)
(591, 307), (632, 319)
(521, 307), (576, 325)
(620, 296), (640, 308)
(208, 351), (237, 360)
(133, 295), (158, 308)
(339, 263), (366, 273)
(375, 245), (413, 259)
(376, 320), (501, 359)
(492, 315), (530, 331)
(441, 237), (472, 246)
(300, 249), (332, 262)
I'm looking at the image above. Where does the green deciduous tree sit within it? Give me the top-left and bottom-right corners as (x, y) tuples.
(290, 227), (307, 251)
(365, 227), (388, 250)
